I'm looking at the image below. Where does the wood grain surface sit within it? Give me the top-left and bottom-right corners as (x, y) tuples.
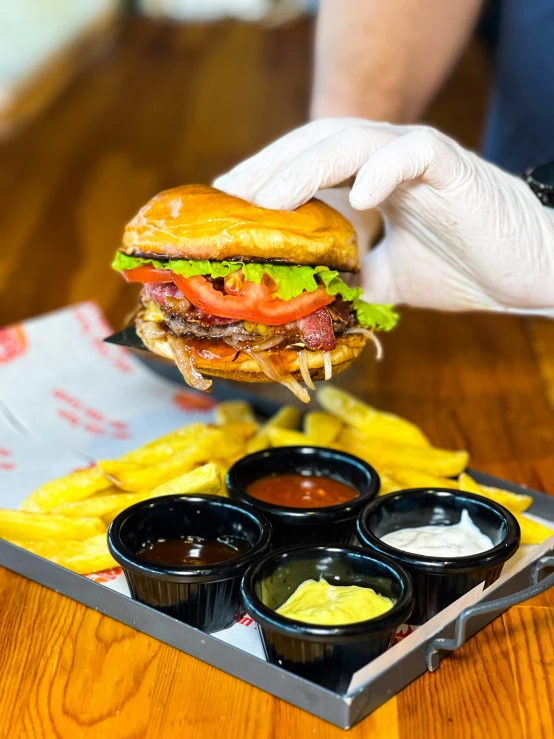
(0, 18), (553, 738)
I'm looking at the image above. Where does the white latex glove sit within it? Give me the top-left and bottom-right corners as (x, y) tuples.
(214, 119), (554, 314)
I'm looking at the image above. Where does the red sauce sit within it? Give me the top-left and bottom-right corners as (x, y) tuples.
(185, 338), (238, 361)
(246, 473), (358, 509)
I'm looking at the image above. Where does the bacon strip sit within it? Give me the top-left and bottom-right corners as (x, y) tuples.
(144, 282), (182, 304)
(297, 308), (336, 351)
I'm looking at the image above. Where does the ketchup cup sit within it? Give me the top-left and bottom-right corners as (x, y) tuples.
(356, 489), (520, 624)
(226, 446), (380, 548)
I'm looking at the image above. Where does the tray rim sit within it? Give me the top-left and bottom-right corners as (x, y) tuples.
(1, 471), (553, 730)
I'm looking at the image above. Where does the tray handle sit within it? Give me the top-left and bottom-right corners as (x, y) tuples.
(426, 555), (554, 672)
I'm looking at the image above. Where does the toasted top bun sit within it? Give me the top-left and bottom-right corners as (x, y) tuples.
(121, 184), (359, 272)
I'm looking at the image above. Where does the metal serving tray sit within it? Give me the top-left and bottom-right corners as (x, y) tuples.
(2, 327), (550, 728)
(1, 473), (553, 730)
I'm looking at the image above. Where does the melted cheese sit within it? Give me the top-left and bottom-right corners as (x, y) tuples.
(143, 300), (165, 323)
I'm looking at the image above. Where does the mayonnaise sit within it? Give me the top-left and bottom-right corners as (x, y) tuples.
(276, 577), (394, 625)
(381, 510), (494, 557)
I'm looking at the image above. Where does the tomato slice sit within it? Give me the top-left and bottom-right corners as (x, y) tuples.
(173, 275), (333, 325)
(123, 267), (173, 283)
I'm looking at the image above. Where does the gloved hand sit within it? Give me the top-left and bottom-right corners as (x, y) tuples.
(214, 119), (554, 314)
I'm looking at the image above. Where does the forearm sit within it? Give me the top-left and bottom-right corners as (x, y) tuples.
(311, 0), (483, 122)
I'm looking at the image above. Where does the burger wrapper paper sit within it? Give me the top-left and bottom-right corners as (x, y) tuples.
(0, 301), (264, 657)
(1, 302), (552, 693)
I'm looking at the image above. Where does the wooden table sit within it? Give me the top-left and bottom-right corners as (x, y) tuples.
(0, 18), (553, 738)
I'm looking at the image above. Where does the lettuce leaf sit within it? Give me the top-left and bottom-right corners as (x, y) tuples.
(112, 253), (399, 331)
(352, 299), (399, 331)
(112, 253), (240, 279)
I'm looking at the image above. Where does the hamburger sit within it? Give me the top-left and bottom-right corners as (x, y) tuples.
(112, 184), (398, 402)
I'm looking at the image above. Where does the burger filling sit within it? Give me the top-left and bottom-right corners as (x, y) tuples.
(113, 253), (398, 401)
(143, 281), (352, 350)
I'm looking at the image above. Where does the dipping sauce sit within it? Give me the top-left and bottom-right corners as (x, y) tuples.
(138, 535), (250, 566)
(246, 473), (358, 509)
(276, 577), (394, 625)
(381, 510), (494, 558)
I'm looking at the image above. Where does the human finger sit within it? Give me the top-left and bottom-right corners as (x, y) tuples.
(253, 126), (397, 210)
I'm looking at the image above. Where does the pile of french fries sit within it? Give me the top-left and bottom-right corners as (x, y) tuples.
(2, 386), (552, 575)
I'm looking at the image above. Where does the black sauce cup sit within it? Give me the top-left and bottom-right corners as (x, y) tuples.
(356, 489), (521, 625)
(226, 446), (379, 548)
(241, 544), (413, 693)
(107, 494), (272, 632)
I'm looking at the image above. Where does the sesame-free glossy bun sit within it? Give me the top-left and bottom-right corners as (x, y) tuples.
(121, 184), (359, 272)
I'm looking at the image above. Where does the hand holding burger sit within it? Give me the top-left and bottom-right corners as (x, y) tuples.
(214, 119), (554, 315)
(113, 184), (397, 402)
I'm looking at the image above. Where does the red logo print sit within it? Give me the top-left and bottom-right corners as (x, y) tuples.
(394, 624), (416, 642)
(52, 388), (131, 439)
(173, 390), (216, 412)
(0, 447), (15, 471)
(86, 567), (123, 583)
(0, 325), (27, 364)
(72, 303), (134, 375)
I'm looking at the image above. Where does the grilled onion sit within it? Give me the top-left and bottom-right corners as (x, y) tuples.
(244, 348), (310, 403)
(223, 335), (284, 353)
(345, 328), (383, 360)
(322, 351), (333, 380)
(167, 336), (212, 392)
(140, 321), (168, 341)
(298, 350), (316, 390)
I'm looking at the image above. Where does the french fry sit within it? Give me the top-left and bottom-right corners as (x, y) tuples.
(97, 459), (146, 481)
(457, 473), (533, 513)
(245, 435), (270, 454)
(146, 462), (221, 498)
(0, 510), (105, 540)
(97, 464), (223, 523)
(338, 427), (468, 477)
(54, 492), (142, 519)
(317, 386), (430, 447)
(377, 472), (402, 496)
(216, 463), (230, 496)
(113, 423), (209, 466)
(457, 473), (492, 496)
(446, 475), (551, 543)
(304, 412), (343, 446)
(513, 514), (554, 545)
(267, 427), (331, 448)
(21, 465), (112, 512)
(9, 534), (117, 575)
(65, 535), (118, 574)
(264, 406), (302, 430)
(215, 400), (257, 426)
(389, 467), (458, 491)
(246, 406), (301, 452)
(100, 431), (243, 491)
(219, 421), (258, 440)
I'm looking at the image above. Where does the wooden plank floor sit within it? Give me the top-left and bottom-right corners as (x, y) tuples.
(0, 18), (553, 737)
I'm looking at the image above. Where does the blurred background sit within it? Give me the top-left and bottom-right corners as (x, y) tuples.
(0, 0), (493, 330)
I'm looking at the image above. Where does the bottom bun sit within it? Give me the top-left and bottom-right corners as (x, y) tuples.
(136, 318), (367, 384)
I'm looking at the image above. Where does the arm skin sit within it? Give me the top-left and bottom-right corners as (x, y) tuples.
(310, 0), (483, 122)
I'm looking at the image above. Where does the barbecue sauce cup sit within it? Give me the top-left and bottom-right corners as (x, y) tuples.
(107, 494), (272, 632)
(226, 447), (380, 548)
(241, 544), (413, 693)
(356, 489), (520, 624)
